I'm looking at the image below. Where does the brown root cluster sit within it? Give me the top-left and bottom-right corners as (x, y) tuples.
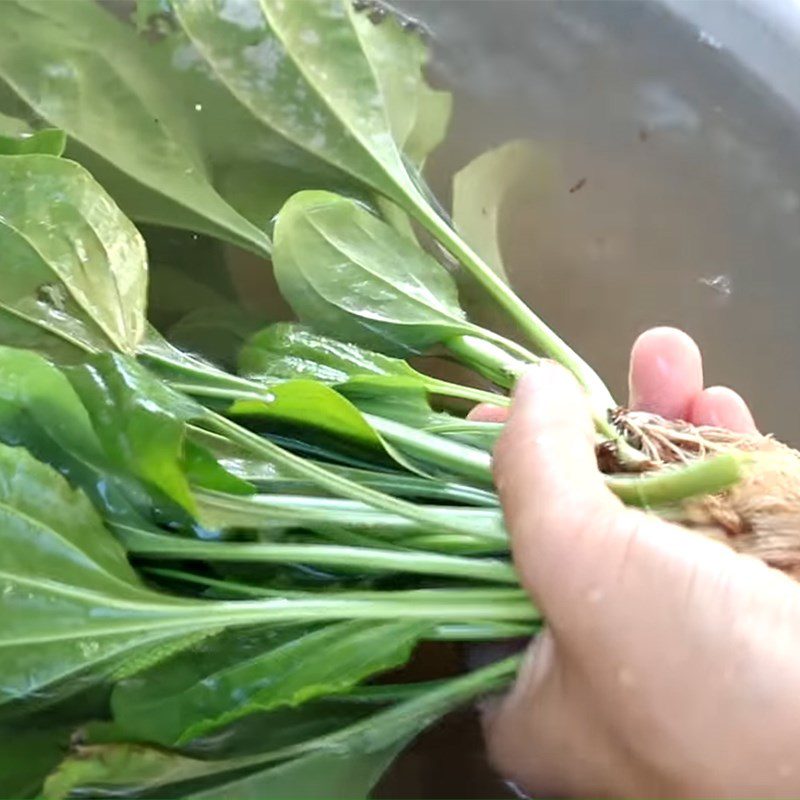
(604, 409), (800, 580)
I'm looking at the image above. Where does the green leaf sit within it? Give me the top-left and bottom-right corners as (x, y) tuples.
(0, 442), (197, 705)
(184, 738), (406, 800)
(237, 322), (450, 429)
(273, 191), (476, 355)
(170, 0), (418, 204)
(42, 702), (382, 799)
(184, 438), (257, 497)
(453, 140), (554, 284)
(344, 388), (444, 434)
(0, 724), (73, 798)
(0, 430), (523, 716)
(66, 354), (253, 514)
(0, 443), (523, 711)
(0, 0), (451, 255)
(43, 656), (520, 799)
(239, 323), (425, 387)
(228, 379), (462, 481)
(0, 346), (158, 528)
(349, 7), (451, 167)
(238, 323), (505, 427)
(42, 743), (207, 800)
(0, 155), (147, 358)
(111, 620), (427, 746)
(0, 126), (66, 157)
(0, 0), (271, 255)
(231, 380), (388, 456)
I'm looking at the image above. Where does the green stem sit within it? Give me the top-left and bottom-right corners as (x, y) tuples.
(196, 491), (506, 545)
(445, 334), (647, 466)
(199, 596), (536, 626)
(315, 525), (499, 556)
(445, 334), (527, 389)
(423, 419), (504, 448)
(121, 525), (517, 584)
(365, 413), (494, 486)
(144, 567), (528, 604)
(190, 427), (499, 507)
(607, 453), (743, 507)
(183, 377), (497, 486)
(413, 204), (616, 410)
(170, 382), (264, 403)
(313, 526), (413, 551)
(428, 622), (536, 641)
(423, 376), (510, 408)
(326, 465), (500, 507)
(208, 412), (497, 539)
(401, 533), (501, 555)
(143, 567), (312, 599)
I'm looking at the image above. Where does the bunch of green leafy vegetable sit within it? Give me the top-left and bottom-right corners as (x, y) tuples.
(0, 1), (745, 797)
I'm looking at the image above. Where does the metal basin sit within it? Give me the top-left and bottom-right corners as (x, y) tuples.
(378, 2), (800, 796)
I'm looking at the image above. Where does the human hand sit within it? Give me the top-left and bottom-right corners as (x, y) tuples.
(481, 328), (800, 798)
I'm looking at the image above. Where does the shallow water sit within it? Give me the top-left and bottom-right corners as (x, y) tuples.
(377, 1), (800, 795)
(404, 0), (800, 442)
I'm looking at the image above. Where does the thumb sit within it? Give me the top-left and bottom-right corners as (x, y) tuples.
(493, 362), (627, 620)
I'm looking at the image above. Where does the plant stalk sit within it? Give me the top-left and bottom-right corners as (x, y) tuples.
(365, 413), (494, 486)
(445, 334), (647, 466)
(608, 453), (743, 507)
(412, 203), (616, 412)
(120, 526), (518, 584)
(208, 412), (498, 539)
(196, 490), (505, 541)
(423, 376), (510, 408)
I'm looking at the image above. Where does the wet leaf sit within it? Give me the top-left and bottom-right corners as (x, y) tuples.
(0, 155), (147, 358)
(232, 380), (437, 482)
(273, 191), (478, 355)
(67, 354), (253, 514)
(43, 657), (519, 799)
(239, 323), (450, 428)
(349, 7), (451, 167)
(111, 620), (427, 746)
(233, 378), (380, 443)
(0, 442), (197, 707)
(239, 323), (424, 387)
(0, 0), (270, 255)
(184, 738), (406, 800)
(171, 0), (418, 205)
(0, 346), (167, 531)
(0, 122), (65, 157)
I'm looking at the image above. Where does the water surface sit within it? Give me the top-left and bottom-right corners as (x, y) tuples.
(378, 2), (800, 796)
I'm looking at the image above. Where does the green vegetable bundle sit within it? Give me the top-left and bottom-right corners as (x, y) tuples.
(0, 1), (783, 797)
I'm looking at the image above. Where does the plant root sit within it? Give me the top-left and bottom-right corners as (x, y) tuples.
(603, 409), (800, 579)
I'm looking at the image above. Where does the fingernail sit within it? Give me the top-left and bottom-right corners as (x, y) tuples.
(513, 360), (561, 395)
